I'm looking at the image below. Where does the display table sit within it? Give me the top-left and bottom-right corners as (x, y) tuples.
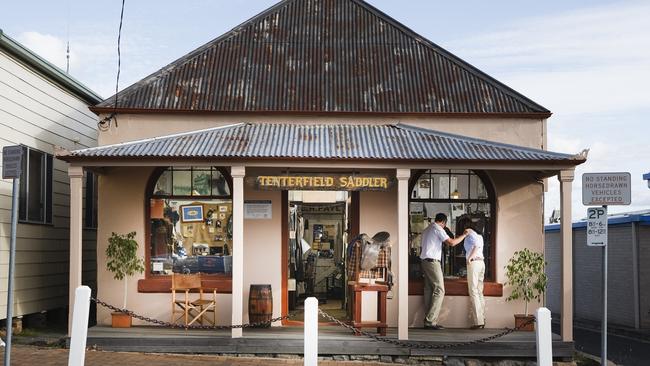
(348, 283), (387, 336)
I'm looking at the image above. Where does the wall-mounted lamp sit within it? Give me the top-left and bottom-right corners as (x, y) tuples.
(451, 189), (460, 199)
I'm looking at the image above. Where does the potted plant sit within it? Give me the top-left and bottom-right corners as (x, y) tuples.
(105, 232), (145, 328)
(504, 248), (547, 331)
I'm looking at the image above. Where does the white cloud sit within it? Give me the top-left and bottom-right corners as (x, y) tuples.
(18, 31), (70, 71)
(444, 1), (650, 220)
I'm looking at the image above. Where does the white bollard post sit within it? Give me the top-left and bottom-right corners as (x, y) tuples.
(68, 286), (91, 366)
(304, 297), (318, 366)
(535, 307), (553, 366)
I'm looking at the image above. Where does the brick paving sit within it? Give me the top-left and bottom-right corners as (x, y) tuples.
(1, 345), (392, 366)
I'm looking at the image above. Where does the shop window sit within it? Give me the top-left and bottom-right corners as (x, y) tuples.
(148, 167), (233, 276)
(18, 146), (53, 225)
(409, 170), (495, 281)
(84, 171), (98, 229)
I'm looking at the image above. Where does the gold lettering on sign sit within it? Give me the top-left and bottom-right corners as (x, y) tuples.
(254, 174), (394, 191)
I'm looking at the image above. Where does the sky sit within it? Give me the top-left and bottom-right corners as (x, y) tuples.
(2, 0), (649, 221)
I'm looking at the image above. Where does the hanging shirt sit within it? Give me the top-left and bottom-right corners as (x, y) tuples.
(420, 222), (449, 261)
(463, 231), (484, 261)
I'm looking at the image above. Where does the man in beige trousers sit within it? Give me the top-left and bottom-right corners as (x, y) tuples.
(420, 213), (468, 330)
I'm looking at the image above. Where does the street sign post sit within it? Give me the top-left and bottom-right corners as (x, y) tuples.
(587, 207), (607, 247)
(582, 172), (631, 366)
(2, 145), (22, 366)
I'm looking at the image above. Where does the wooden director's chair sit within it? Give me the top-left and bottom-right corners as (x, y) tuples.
(171, 273), (217, 326)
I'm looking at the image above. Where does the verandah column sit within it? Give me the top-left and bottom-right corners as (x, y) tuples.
(231, 166), (245, 338)
(68, 165), (84, 335)
(558, 169), (574, 342)
(396, 168), (410, 340)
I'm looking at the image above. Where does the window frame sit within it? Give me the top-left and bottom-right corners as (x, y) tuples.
(408, 169), (497, 283)
(18, 146), (53, 225)
(139, 167), (234, 293)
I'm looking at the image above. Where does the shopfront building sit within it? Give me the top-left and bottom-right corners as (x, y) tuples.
(57, 0), (585, 341)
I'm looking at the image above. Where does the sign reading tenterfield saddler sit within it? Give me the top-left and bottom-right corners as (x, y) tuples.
(582, 172), (631, 206)
(249, 174), (394, 191)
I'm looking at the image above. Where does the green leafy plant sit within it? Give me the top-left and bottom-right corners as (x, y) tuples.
(106, 232), (145, 309)
(504, 248), (547, 316)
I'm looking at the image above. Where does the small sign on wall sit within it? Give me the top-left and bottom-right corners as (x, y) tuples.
(244, 200), (272, 219)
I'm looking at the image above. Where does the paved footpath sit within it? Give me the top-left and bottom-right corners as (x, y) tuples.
(2, 345), (391, 366)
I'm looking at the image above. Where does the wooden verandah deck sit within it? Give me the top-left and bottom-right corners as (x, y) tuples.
(86, 325), (573, 360)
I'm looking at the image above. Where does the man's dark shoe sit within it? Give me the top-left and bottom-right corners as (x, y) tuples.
(424, 324), (445, 330)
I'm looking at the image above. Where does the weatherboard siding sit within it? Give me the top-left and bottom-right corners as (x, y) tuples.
(0, 49), (98, 319)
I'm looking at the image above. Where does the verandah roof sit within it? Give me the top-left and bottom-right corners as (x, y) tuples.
(59, 123), (585, 165)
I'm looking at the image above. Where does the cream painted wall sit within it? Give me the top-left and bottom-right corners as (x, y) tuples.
(96, 166), (283, 326)
(96, 166), (544, 328)
(97, 113), (545, 149)
(96, 166), (232, 326)
(407, 171), (544, 328)
(242, 173), (283, 324)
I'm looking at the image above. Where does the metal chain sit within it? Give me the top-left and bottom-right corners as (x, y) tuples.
(317, 308), (536, 349)
(92, 297), (294, 330)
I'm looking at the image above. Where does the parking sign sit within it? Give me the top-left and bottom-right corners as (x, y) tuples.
(587, 207), (607, 247)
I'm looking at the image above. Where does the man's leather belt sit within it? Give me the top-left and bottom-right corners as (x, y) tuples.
(422, 258), (439, 262)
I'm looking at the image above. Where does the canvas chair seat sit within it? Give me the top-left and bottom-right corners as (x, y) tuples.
(171, 273), (217, 326)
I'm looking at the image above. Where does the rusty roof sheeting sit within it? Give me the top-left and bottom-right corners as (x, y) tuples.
(65, 123), (581, 163)
(95, 0), (549, 116)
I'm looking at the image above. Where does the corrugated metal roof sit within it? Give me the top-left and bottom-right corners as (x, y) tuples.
(94, 0), (549, 116)
(63, 123), (582, 164)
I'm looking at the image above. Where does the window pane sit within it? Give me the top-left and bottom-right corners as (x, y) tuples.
(154, 170), (172, 195)
(45, 155), (52, 224)
(211, 169), (231, 196)
(18, 147), (27, 221)
(470, 173), (489, 199)
(172, 169), (191, 195)
(192, 169), (211, 196)
(452, 173), (469, 200)
(432, 175), (450, 199)
(27, 149), (43, 222)
(413, 176), (431, 199)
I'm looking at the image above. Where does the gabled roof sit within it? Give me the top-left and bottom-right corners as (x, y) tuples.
(0, 29), (102, 104)
(60, 123), (583, 165)
(93, 0), (549, 117)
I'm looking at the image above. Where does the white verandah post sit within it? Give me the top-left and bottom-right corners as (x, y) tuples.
(558, 169), (574, 342)
(231, 166), (245, 338)
(396, 168), (410, 340)
(68, 165), (84, 335)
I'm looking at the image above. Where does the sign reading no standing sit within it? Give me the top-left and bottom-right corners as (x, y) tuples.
(582, 172), (631, 206)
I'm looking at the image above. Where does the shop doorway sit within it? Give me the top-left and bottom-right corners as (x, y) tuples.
(283, 190), (359, 323)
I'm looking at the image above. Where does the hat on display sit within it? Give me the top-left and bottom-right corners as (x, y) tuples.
(372, 231), (390, 242)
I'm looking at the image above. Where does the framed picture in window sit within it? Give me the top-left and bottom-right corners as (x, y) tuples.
(180, 204), (204, 222)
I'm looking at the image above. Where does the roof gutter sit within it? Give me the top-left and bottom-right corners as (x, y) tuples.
(88, 106), (553, 119)
(0, 29), (102, 104)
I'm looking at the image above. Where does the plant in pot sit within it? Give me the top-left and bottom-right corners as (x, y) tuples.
(105, 231), (145, 328)
(504, 248), (547, 331)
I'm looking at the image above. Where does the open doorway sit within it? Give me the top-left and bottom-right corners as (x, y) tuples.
(286, 190), (352, 322)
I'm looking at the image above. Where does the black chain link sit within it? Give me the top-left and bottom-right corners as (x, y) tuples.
(317, 308), (536, 349)
(92, 297), (293, 330)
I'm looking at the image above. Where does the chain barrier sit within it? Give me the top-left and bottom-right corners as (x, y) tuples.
(92, 297), (294, 330)
(317, 308), (536, 349)
(92, 296), (535, 349)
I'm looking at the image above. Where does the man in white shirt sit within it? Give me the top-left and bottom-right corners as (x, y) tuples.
(464, 226), (485, 329)
(420, 213), (468, 329)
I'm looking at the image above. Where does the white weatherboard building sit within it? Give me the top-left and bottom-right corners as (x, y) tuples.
(0, 30), (101, 322)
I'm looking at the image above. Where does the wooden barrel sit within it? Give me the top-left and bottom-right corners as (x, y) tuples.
(249, 284), (273, 327)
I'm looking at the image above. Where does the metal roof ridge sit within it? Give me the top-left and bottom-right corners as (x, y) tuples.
(71, 123), (247, 154)
(394, 123), (581, 159)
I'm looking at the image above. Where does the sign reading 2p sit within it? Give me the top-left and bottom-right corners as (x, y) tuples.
(587, 207), (607, 247)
